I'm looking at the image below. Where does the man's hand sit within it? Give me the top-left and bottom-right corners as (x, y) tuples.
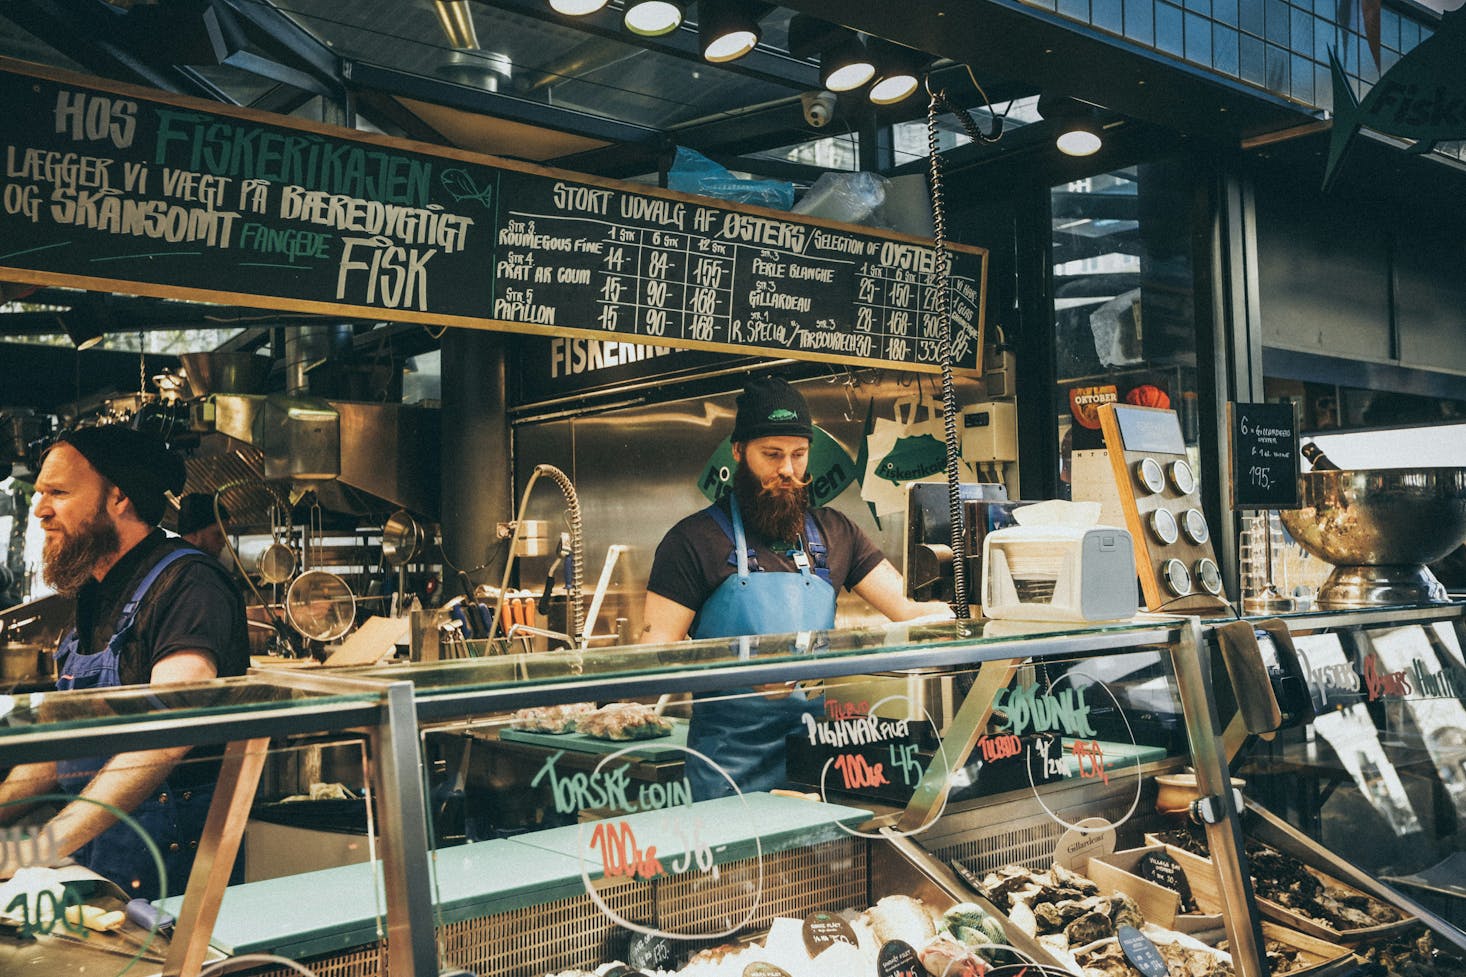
(853, 560), (958, 622)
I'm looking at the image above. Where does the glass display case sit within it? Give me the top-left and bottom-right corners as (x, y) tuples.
(0, 604), (1461, 977)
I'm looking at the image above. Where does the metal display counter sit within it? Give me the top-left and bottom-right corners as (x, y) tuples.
(0, 604), (1460, 977)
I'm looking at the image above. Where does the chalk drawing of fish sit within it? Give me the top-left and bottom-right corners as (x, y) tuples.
(441, 168), (495, 208)
(1324, 7), (1466, 189)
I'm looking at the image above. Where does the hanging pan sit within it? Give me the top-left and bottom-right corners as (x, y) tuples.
(258, 502), (298, 585)
(285, 502), (356, 643)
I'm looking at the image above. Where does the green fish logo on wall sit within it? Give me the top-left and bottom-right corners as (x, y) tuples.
(697, 426), (856, 506)
(1323, 8), (1466, 189)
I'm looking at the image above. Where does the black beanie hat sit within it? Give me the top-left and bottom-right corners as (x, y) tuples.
(731, 376), (814, 443)
(177, 493), (226, 537)
(51, 426), (186, 527)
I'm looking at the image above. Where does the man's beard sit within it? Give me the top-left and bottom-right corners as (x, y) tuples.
(42, 504), (121, 596)
(734, 461), (810, 544)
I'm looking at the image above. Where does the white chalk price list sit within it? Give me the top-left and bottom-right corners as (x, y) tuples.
(854, 261), (971, 366)
(595, 226), (733, 343)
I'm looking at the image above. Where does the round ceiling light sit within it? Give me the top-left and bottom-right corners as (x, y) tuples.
(819, 35), (874, 92)
(624, 0), (684, 35)
(548, 0), (610, 15)
(699, 1), (762, 63)
(869, 70), (918, 104)
(1055, 123), (1103, 156)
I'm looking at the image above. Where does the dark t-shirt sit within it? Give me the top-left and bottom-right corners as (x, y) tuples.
(647, 496), (886, 618)
(72, 529), (250, 687)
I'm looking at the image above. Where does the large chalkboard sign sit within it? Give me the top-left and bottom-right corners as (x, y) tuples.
(0, 58), (987, 373)
(1229, 401), (1300, 509)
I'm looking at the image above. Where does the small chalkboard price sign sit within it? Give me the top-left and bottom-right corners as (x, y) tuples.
(1229, 402), (1300, 509)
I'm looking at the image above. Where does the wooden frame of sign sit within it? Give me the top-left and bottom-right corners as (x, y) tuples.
(0, 57), (986, 374)
(1097, 404), (1229, 613)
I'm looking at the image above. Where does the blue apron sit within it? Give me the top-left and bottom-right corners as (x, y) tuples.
(55, 546), (219, 902)
(684, 498), (836, 800)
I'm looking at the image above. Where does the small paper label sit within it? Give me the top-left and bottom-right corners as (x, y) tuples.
(802, 911), (857, 957)
(626, 933), (674, 972)
(1053, 816), (1116, 870)
(1117, 924), (1170, 977)
(878, 939), (921, 977)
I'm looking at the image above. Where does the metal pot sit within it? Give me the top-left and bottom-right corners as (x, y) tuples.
(0, 642), (50, 684)
(180, 352), (272, 396)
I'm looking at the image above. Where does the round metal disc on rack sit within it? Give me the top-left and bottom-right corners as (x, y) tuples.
(1162, 558), (1193, 596)
(1135, 457), (1166, 495)
(1196, 558), (1223, 595)
(1149, 508), (1179, 545)
(1181, 508), (1210, 544)
(1169, 459), (1197, 495)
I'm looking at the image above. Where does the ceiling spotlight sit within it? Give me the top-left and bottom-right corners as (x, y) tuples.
(868, 41), (925, 105)
(819, 33), (874, 92)
(625, 0), (684, 35)
(699, 0), (762, 63)
(433, 0), (480, 49)
(1038, 94), (1105, 156)
(548, 0), (610, 15)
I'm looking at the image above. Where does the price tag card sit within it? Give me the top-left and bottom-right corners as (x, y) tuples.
(1229, 401), (1300, 509)
(1117, 924), (1170, 977)
(802, 911), (857, 956)
(1139, 850), (1195, 910)
(877, 939), (922, 977)
(1053, 817), (1116, 870)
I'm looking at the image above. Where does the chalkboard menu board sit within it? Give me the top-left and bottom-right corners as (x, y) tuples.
(0, 58), (987, 373)
(1229, 401), (1300, 509)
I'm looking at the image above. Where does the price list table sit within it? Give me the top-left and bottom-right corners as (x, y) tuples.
(490, 171), (987, 372)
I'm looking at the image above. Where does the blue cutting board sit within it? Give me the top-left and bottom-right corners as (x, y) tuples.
(499, 718), (689, 759)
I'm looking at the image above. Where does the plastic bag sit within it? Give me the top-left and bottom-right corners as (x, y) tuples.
(792, 171), (893, 229)
(667, 147), (795, 210)
(860, 389), (949, 517)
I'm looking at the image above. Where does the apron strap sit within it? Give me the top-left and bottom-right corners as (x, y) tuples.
(704, 501), (759, 577)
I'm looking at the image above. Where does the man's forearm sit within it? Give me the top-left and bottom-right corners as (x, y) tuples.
(0, 761), (59, 825)
(45, 747), (191, 859)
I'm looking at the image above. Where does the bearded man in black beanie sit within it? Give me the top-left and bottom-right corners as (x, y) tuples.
(0, 426), (247, 901)
(642, 375), (951, 799)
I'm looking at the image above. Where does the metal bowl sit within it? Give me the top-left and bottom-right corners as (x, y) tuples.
(1279, 467), (1466, 606)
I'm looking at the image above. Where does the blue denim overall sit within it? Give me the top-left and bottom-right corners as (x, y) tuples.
(684, 498), (836, 800)
(55, 546), (217, 902)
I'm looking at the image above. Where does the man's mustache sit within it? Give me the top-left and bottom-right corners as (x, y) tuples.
(759, 472), (813, 491)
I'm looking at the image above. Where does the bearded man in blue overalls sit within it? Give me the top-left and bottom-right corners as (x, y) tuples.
(643, 376), (953, 799)
(0, 426), (248, 901)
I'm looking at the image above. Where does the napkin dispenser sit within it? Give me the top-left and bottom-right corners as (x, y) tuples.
(981, 524), (1138, 622)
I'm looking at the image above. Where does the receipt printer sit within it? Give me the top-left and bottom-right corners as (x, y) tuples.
(981, 525), (1138, 622)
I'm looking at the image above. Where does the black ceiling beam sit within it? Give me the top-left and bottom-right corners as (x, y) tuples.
(782, 0), (1317, 145)
(352, 88), (456, 146)
(473, 0), (819, 92)
(345, 59), (660, 147)
(217, 0), (347, 98)
(2, 0), (240, 102)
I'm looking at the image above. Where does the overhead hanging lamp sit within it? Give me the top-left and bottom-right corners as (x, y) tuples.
(868, 40), (925, 104)
(699, 0), (762, 63)
(1038, 94), (1105, 156)
(624, 0), (685, 35)
(818, 32), (874, 92)
(548, 0), (610, 15)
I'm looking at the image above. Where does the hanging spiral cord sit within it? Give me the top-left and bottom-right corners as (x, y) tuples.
(929, 66), (1009, 144)
(926, 78), (972, 619)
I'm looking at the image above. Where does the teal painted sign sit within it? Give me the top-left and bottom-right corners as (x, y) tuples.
(696, 426), (856, 507)
(1324, 8), (1466, 189)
